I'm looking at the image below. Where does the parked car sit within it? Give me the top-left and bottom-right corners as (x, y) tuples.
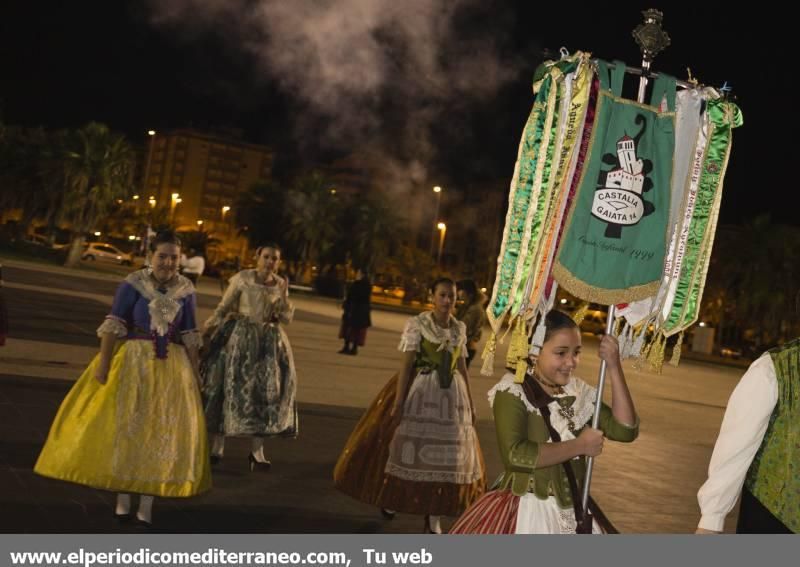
(81, 242), (133, 265)
(382, 286), (405, 299)
(720, 346), (743, 359)
(24, 234), (67, 250)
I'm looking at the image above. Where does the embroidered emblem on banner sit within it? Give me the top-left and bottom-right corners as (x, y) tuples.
(591, 118), (655, 238)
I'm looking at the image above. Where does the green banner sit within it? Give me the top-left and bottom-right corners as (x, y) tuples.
(553, 60), (676, 305)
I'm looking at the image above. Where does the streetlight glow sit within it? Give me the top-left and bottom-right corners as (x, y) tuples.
(437, 222), (447, 268)
(197, 220), (203, 226)
(148, 130), (156, 136)
(94, 231), (101, 237)
(222, 206), (231, 213)
(133, 195), (139, 200)
(430, 186), (444, 256)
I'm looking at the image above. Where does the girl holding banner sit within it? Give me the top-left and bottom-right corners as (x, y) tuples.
(451, 310), (637, 534)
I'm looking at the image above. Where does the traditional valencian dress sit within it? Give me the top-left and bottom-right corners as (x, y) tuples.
(450, 371), (638, 533)
(201, 269), (297, 438)
(34, 270), (211, 497)
(698, 340), (800, 534)
(334, 311), (485, 516)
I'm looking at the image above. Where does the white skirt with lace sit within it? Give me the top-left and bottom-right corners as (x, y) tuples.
(385, 369), (482, 485)
(516, 493), (602, 534)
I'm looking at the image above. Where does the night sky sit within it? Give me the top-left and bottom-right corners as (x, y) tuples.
(1, 1), (788, 226)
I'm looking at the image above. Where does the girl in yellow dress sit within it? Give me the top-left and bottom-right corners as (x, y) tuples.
(34, 231), (211, 526)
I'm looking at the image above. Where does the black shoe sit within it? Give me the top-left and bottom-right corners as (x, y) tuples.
(113, 512), (133, 522)
(248, 453), (272, 472)
(134, 517), (153, 529)
(380, 508), (396, 520)
(337, 348), (349, 354)
(210, 455), (222, 465)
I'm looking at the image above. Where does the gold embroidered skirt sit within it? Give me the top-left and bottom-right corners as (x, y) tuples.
(34, 340), (211, 497)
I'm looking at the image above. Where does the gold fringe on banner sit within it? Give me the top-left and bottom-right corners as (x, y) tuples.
(515, 359), (529, 384)
(647, 333), (667, 373)
(637, 331), (656, 370)
(572, 301), (590, 326)
(613, 317), (623, 337)
(507, 318), (531, 383)
(669, 331), (685, 367)
(481, 332), (497, 376)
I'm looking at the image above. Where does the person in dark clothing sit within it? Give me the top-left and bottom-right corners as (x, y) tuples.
(456, 279), (486, 368)
(339, 269), (372, 355)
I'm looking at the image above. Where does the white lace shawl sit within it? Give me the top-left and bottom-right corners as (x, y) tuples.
(487, 372), (597, 441)
(96, 270), (194, 336)
(203, 270), (294, 331)
(397, 311), (467, 357)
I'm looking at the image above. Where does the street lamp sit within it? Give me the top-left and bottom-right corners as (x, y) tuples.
(143, 130), (156, 198)
(170, 193), (180, 221)
(430, 186), (443, 255)
(221, 205), (231, 221)
(437, 222), (447, 268)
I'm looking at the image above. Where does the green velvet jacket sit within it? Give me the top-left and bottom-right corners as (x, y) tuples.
(490, 374), (638, 508)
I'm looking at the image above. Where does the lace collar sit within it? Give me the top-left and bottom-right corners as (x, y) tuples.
(125, 270), (194, 336)
(488, 373), (596, 441)
(239, 269), (284, 290)
(416, 311), (464, 353)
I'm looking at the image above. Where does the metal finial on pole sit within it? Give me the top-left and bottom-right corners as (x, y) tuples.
(632, 9), (671, 101)
(580, 8), (671, 527)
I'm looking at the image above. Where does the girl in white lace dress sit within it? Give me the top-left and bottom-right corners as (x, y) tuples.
(201, 244), (296, 471)
(334, 278), (485, 533)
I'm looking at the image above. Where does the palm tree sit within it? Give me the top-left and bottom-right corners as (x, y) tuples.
(0, 127), (57, 230)
(387, 244), (436, 304)
(286, 172), (340, 280)
(60, 123), (135, 267)
(345, 192), (405, 273)
(706, 215), (800, 351)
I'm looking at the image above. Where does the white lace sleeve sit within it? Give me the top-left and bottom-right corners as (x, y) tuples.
(181, 329), (203, 350)
(398, 317), (421, 352)
(277, 279), (294, 324)
(487, 372), (539, 414)
(277, 299), (295, 325)
(457, 320), (468, 358)
(96, 315), (127, 338)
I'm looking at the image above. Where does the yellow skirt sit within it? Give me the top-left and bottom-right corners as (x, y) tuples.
(34, 340), (211, 497)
